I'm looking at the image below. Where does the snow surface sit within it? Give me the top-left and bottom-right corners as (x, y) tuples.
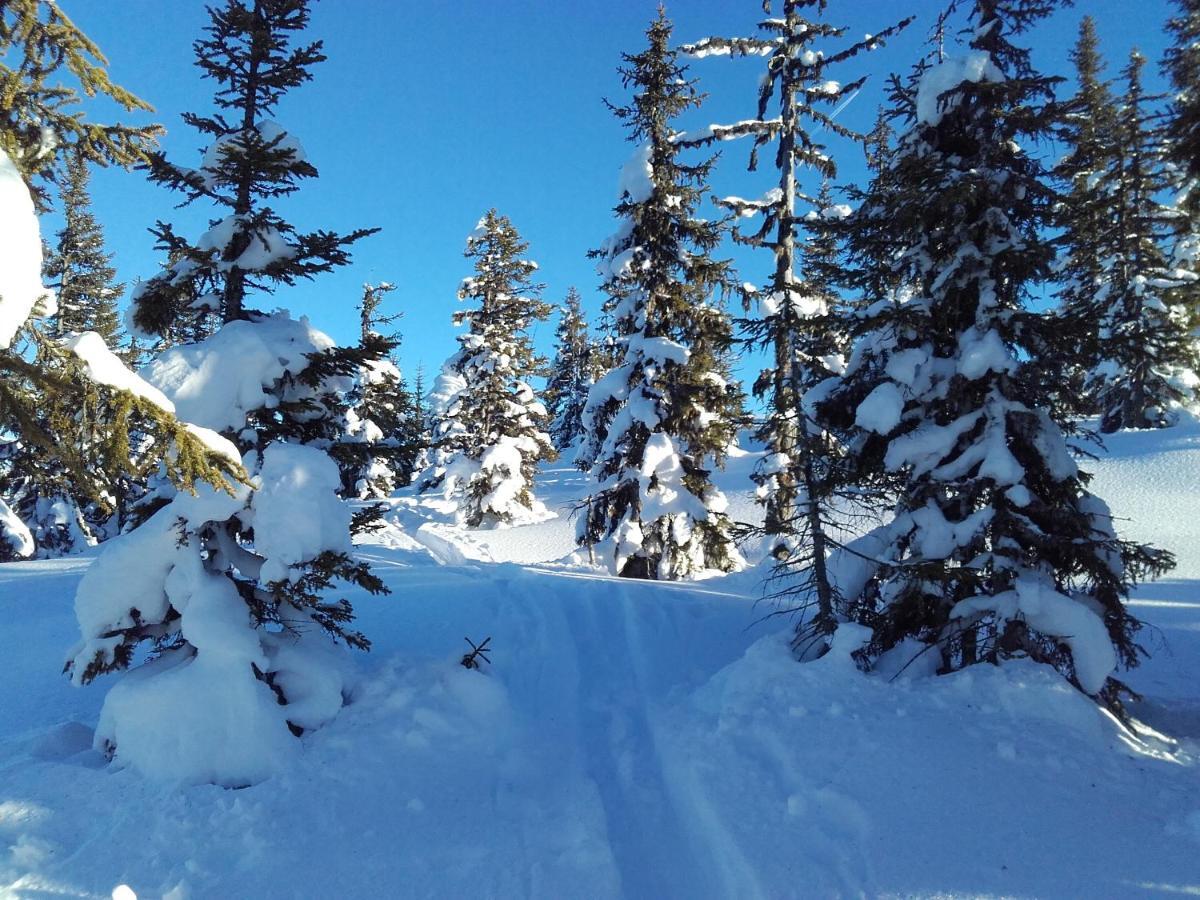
(2, 425), (1199, 897)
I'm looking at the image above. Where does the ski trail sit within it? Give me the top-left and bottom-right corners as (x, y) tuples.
(556, 582), (709, 899)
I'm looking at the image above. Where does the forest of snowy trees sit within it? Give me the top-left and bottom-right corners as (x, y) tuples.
(1, 0), (1198, 787)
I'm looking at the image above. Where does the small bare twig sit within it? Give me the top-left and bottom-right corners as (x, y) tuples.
(460, 636), (492, 670)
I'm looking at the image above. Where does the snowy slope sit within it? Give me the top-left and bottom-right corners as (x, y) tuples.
(1, 429), (1199, 899)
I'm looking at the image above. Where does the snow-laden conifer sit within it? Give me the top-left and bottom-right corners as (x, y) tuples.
(1051, 17), (1120, 416)
(544, 287), (593, 453)
(1, 150), (131, 557)
(419, 211), (555, 527)
(680, 0), (909, 637)
(813, 1), (1173, 709)
(1082, 51), (1198, 431)
(1161, 0), (1200, 317)
(0, 1), (234, 564)
(66, 0), (387, 785)
(576, 11), (741, 580)
(335, 282), (408, 499)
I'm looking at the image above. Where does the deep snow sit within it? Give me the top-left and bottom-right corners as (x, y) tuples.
(1, 426), (1199, 898)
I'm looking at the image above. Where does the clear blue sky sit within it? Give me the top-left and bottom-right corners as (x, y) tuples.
(62, 0), (1175, 385)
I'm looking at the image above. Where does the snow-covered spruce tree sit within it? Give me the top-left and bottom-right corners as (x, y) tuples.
(1161, 0), (1200, 320)
(0, 0), (234, 562)
(680, 2), (909, 640)
(2, 149), (130, 557)
(419, 211), (555, 527)
(1082, 50), (1198, 432)
(44, 151), (124, 342)
(1050, 16), (1118, 417)
(335, 282), (406, 499)
(544, 287), (593, 453)
(67, 0), (388, 785)
(812, 1), (1172, 709)
(576, 11), (741, 580)
(681, 4), (910, 537)
(400, 364), (432, 485)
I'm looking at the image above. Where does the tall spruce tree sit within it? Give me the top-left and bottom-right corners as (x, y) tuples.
(1161, 0), (1200, 317)
(419, 211), (555, 527)
(402, 363), (431, 484)
(576, 10), (741, 580)
(128, 0), (375, 336)
(44, 151), (123, 342)
(1082, 50), (1198, 432)
(337, 281), (406, 499)
(3, 156), (121, 557)
(686, 3), (907, 561)
(0, 0), (235, 564)
(1051, 17), (1119, 417)
(544, 287), (593, 452)
(66, 0), (389, 784)
(1, 150), (131, 557)
(813, 0), (1172, 709)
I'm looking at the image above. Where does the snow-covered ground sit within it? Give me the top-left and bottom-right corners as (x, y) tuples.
(2, 427), (1199, 898)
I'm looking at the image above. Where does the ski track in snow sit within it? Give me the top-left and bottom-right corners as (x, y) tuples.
(2, 430), (1200, 897)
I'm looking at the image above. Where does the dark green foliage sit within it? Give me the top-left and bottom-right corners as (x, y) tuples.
(813, 0), (1171, 708)
(1160, 0), (1200, 320)
(129, 0), (377, 336)
(0, 0), (237, 561)
(1055, 30), (1197, 432)
(544, 287), (593, 452)
(43, 152), (124, 343)
(421, 211), (555, 527)
(576, 11), (741, 580)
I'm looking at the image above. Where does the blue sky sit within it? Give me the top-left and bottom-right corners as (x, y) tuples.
(64, 0), (1175, 385)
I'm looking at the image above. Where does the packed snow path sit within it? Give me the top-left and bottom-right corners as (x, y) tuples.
(2, 431), (1200, 898)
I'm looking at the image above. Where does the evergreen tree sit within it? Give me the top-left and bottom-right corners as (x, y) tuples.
(544, 287), (593, 452)
(44, 151), (124, 342)
(0, 0), (234, 562)
(66, 0), (387, 784)
(681, 1), (909, 638)
(2, 150), (130, 557)
(337, 281), (406, 499)
(401, 363), (432, 484)
(1051, 17), (1120, 417)
(682, 5), (909, 545)
(576, 11), (741, 580)
(128, 0), (376, 336)
(419, 211), (555, 527)
(1082, 51), (1198, 431)
(814, 0), (1172, 709)
(1161, 0), (1200, 316)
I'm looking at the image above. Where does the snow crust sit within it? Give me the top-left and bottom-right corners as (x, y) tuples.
(0, 149), (52, 349)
